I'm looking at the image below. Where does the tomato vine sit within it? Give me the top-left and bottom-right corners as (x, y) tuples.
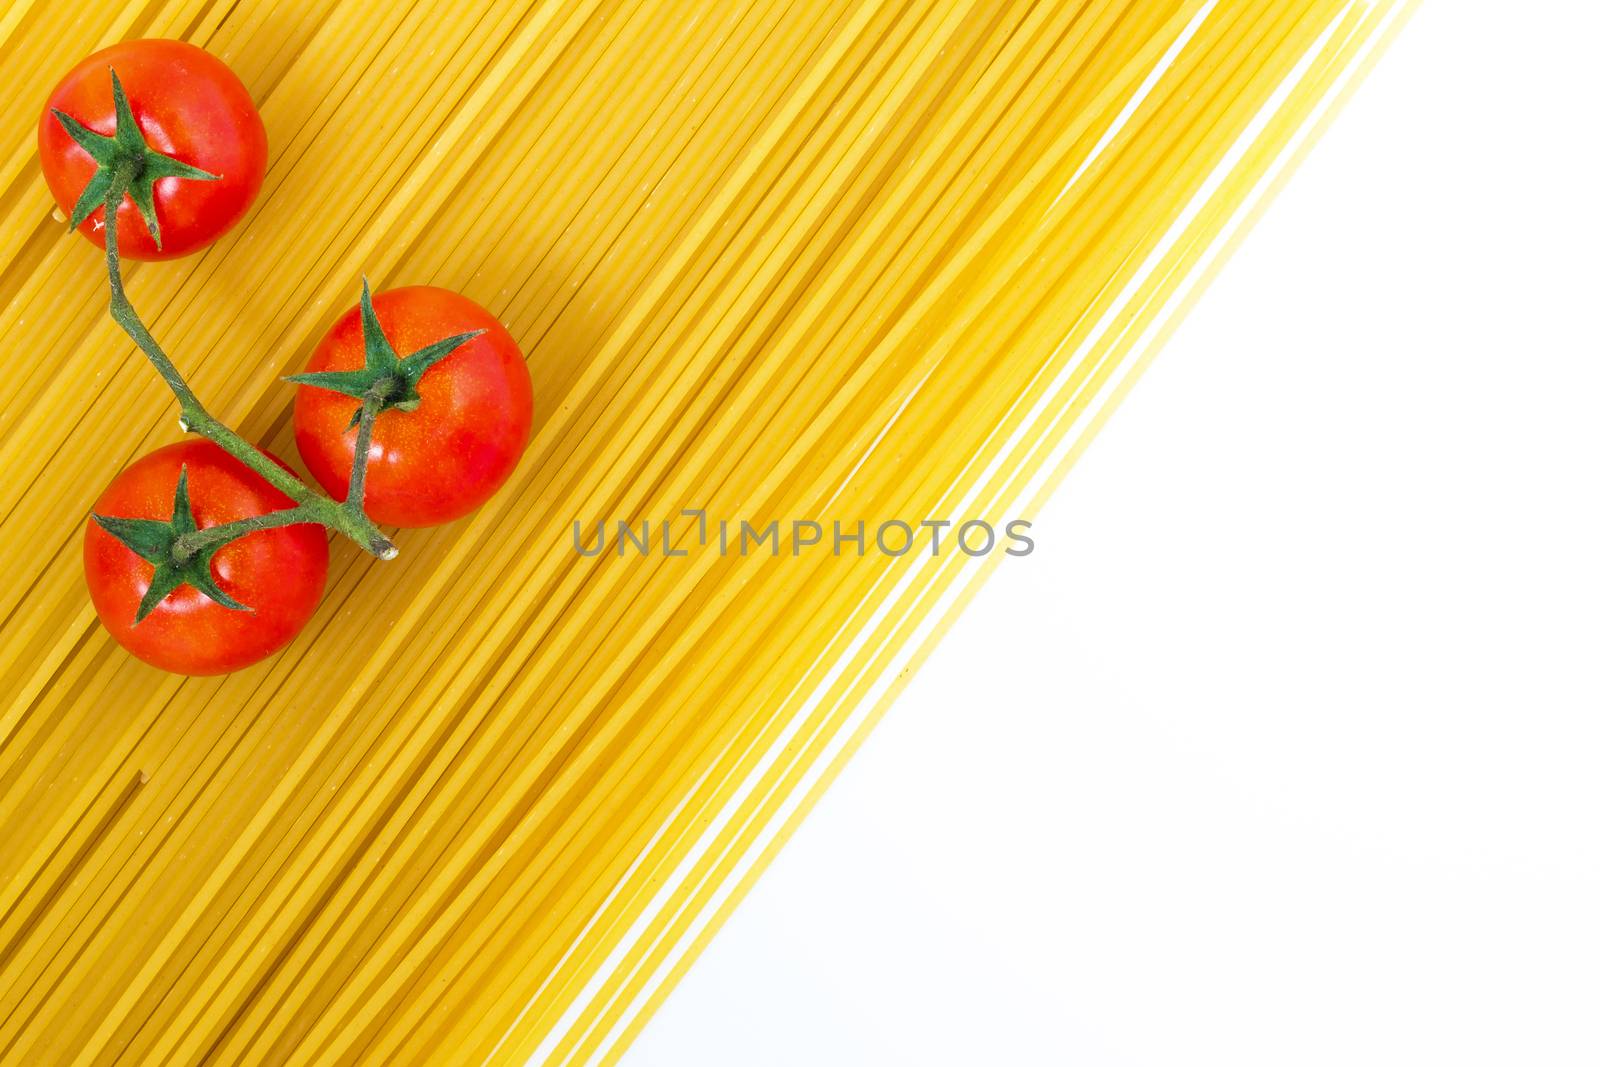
(59, 67), (429, 622)
(46, 41), (530, 674)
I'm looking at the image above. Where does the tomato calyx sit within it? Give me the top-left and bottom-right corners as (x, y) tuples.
(284, 278), (485, 430)
(90, 465), (252, 623)
(50, 69), (219, 250)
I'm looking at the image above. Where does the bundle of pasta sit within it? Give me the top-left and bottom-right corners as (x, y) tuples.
(0, 0), (1410, 1063)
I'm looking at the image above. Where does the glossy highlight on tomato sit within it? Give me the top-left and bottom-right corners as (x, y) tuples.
(83, 440), (328, 675)
(39, 39), (267, 261)
(293, 286), (534, 528)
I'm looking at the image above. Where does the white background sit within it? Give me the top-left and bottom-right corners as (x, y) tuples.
(629, 2), (1600, 1064)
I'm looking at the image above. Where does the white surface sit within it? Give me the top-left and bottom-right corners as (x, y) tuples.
(626, 3), (1600, 1064)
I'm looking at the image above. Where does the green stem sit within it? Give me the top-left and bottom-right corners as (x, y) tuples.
(345, 391), (384, 516)
(171, 504), (318, 563)
(100, 162), (397, 560)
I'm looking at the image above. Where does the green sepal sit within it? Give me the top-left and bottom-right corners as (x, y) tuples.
(52, 68), (219, 249)
(91, 466), (252, 624)
(171, 558), (249, 615)
(50, 109), (118, 165)
(280, 368), (379, 398)
(134, 563), (191, 623)
(283, 278), (485, 428)
(399, 330), (485, 384)
(125, 176), (163, 249)
(69, 168), (117, 231)
(168, 465), (198, 536)
(358, 276), (402, 374)
(89, 512), (174, 564)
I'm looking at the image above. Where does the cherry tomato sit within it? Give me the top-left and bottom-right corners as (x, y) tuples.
(293, 286), (534, 528)
(39, 39), (268, 261)
(83, 440), (328, 675)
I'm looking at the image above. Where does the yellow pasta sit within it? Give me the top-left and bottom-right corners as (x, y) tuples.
(0, 0), (1410, 1062)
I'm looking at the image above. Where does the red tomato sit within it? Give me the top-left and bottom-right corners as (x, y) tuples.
(83, 440), (328, 675)
(293, 286), (534, 528)
(39, 39), (267, 261)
